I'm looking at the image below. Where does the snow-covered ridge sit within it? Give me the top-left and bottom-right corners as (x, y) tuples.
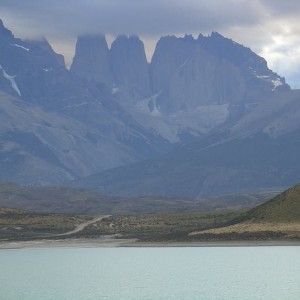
(10, 44), (30, 51)
(0, 64), (21, 96)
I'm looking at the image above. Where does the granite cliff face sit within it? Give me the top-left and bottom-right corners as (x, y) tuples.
(110, 35), (151, 101)
(150, 33), (289, 115)
(71, 35), (113, 85)
(150, 35), (197, 96)
(72, 32), (289, 111)
(70, 32), (289, 143)
(71, 35), (151, 102)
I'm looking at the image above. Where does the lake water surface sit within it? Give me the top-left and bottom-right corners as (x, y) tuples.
(0, 246), (299, 299)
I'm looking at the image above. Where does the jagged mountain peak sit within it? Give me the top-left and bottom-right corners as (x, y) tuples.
(110, 34), (151, 100)
(197, 33), (289, 92)
(150, 30), (289, 114)
(71, 33), (151, 99)
(70, 33), (112, 84)
(198, 31), (271, 74)
(0, 19), (14, 40)
(74, 34), (109, 52)
(111, 34), (146, 52)
(26, 37), (65, 67)
(155, 34), (196, 47)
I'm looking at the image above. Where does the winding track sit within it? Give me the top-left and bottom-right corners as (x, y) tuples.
(58, 215), (111, 236)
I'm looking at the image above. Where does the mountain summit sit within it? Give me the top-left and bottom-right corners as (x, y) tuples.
(0, 19), (14, 39)
(71, 34), (113, 84)
(70, 32), (289, 144)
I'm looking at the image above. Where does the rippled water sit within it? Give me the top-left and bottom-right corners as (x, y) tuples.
(0, 246), (299, 299)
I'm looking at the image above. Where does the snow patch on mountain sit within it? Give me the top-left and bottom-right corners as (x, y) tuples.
(0, 65), (21, 96)
(250, 67), (284, 91)
(11, 44), (30, 51)
(167, 103), (230, 135)
(179, 59), (188, 69)
(272, 78), (283, 91)
(112, 87), (120, 94)
(256, 75), (270, 79)
(60, 102), (89, 111)
(135, 92), (162, 116)
(132, 98), (229, 142)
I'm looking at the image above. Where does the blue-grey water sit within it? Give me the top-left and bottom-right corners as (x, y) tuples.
(0, 246), (299, 300)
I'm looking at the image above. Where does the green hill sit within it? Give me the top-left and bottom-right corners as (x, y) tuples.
(241, 184), (300, 223)
(190, 183), (300, 240)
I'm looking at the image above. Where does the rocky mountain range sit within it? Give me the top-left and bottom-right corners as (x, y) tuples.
(0, 19), (298, 197)
(71, 32), (289, 143)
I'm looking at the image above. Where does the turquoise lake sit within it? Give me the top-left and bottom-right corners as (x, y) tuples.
(0, 246), (299, 299)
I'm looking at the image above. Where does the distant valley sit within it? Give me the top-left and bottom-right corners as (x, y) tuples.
(0, 183), (298, 243)
(0, 181), (276, 215)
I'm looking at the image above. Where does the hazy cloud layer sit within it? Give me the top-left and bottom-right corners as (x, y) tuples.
(0, 0), (265, 36)
(1, 0), (300, 87)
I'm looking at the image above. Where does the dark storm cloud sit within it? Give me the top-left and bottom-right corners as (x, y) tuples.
(0, 0), (263, 37)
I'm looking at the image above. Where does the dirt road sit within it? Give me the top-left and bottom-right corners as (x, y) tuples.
(58, 215), (111, 236)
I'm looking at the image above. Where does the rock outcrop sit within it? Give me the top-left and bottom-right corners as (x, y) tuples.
(71, 34), (112, 84)
(110, 35), (151, 101)
(71, 34), (151, 102)
(150, 33), (289, 114)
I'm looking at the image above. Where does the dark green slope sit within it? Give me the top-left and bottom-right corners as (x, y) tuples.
(189, 183), (300, 240)
(241, 183), (300, 223)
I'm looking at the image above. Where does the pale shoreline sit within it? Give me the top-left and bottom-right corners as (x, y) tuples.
(1, 237), (300, 250)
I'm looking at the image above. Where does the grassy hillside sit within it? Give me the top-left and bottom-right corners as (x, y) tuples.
(240, 183), (300, 223)
(1, 184), (297, 242)
(190, 183), (300, 240)
(0, 206), (244, 242)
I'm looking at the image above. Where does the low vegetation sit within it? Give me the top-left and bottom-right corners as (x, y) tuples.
(189, 184), (300, 240)
(0, 208), (92, 241)
(73, 210), (243, 241)
(0, 183), (299, 243)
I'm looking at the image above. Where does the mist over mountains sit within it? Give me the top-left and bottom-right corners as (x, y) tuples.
(0, 19), (299, 198)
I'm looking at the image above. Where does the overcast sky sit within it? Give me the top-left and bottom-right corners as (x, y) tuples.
(1, 0), (300, 87)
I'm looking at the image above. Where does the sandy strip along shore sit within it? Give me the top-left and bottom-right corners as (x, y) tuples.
(0, 236), (137, 250)
(1, 238), (300, 250)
